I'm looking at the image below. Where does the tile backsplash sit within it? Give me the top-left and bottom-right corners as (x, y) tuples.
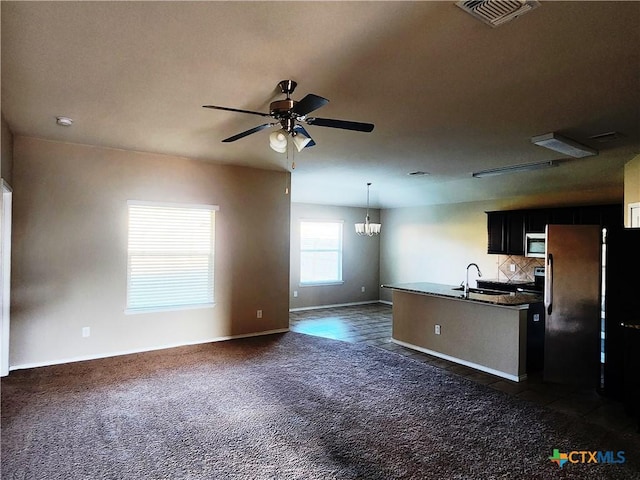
(497, 255), (544, 282)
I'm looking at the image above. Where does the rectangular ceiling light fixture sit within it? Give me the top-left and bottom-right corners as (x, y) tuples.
(531, 133), (597, 158)
(472, 160), (558, 178)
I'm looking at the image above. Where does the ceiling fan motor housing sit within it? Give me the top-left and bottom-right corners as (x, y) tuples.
(270, 99), (297, 118)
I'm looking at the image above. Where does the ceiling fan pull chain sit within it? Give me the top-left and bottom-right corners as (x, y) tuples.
(284, 139), (294, 194)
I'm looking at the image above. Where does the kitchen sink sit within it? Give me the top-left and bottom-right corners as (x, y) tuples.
(451, 287), (504, 296)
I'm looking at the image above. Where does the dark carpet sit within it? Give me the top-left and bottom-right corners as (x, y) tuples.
(2, 332), (639, 479)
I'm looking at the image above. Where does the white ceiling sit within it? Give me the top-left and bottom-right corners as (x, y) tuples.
(2, 1), (639, 208)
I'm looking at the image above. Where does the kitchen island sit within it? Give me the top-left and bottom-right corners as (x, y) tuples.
(382, 282), (543, 382)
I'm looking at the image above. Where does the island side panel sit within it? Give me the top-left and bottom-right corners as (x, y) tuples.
(391, 290), (527, 379)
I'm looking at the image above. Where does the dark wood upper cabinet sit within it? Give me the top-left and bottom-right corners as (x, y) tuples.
(487, 211), (506, 254)
(487, 211), (524, 255)
(600, 204), (623, 229)
(575, 204), (622, 228)
(506, 211), (525, 255)
(525, 209), (549, 233)
(486, 204), (622, 255)
(549, 207), (575, 225)
(575, 205), (601, 225)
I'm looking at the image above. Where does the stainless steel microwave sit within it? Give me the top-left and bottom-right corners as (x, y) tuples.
(525, 233), (546, 258)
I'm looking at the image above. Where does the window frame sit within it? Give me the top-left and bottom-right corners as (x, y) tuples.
(299, 219), (344, 286)
(125, 200), (219, 314)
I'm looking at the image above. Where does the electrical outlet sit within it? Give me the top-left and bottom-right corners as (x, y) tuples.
(435, 324), (441, 335)
(533, 313), (540, 322)
(82, 327), (90, 338)
(510, 264), (516, 272)
(256, 310), (262, 319)
(361, 286), (365, 293)
(293, 290), (298, 298)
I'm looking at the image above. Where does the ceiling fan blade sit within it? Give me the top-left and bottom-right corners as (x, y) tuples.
(222, 123), (274, 143)
(203, 105), (271, 117)
(293, 125), (316, 148)
(305, 117), (375, 133)
(292, 94), (329, 117)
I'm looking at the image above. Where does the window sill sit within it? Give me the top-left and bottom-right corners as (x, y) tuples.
(299, 281), (345, 287)
(125, 303), (216, 315)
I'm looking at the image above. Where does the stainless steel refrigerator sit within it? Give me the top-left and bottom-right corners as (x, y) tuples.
(544, 224), (601, 386)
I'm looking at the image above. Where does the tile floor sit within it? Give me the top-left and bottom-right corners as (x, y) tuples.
(289, 303), (638, 435)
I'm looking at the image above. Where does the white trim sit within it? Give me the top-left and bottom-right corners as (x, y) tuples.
(289, 300), (381, 312)
(0, 182), (12, 377)
(391, 338), (527, 383)
(379, 300), (393, 306)
(125, 302), (216, 315)
(628, 202), (640, 228)
(9, 328), (289, 372)
(298, 281), (345, 287)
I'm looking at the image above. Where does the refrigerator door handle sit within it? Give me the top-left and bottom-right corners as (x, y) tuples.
(544, 253), (553, 315)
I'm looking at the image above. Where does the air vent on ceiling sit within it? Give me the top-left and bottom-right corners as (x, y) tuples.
(456, 0), (540, 28)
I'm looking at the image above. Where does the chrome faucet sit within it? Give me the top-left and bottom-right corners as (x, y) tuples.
(465, 263), (482, 297)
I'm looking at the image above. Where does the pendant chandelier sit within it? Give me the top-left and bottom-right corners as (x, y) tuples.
(355, 182), (381, 236)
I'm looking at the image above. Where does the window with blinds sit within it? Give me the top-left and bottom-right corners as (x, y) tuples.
(300, 220), (343, 285)
(126, 201), (218, 313)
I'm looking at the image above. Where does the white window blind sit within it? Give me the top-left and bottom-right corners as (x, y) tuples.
(300, 221), (343, 285)
(127, 201), (217, 313)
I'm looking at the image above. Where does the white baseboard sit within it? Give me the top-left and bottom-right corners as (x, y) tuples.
(9, 328), (290, 372)
(379, 300), (392, 306)
(289, 300), (383, 312)
(391, 338), (527, 383)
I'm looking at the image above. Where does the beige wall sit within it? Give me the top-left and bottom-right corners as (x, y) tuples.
(624, 154), (640, 226)
(10, 136), (290, 368)
(1, 115), (13, 186)
(379, 202), (496, 302)
(290, 203), (380, 309)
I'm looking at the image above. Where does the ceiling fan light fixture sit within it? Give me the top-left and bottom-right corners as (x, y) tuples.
(269, 129), (288, 153)
(292, 131), (312, 152)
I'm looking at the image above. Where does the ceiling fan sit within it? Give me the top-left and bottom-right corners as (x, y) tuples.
(203, 80), (374, 152)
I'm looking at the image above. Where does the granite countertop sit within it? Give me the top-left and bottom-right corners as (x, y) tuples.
(477, 278), (542, 291)
(381, 282), (543, 309)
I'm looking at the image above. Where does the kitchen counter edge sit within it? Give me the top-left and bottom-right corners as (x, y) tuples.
(381, 282), (542, 310)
